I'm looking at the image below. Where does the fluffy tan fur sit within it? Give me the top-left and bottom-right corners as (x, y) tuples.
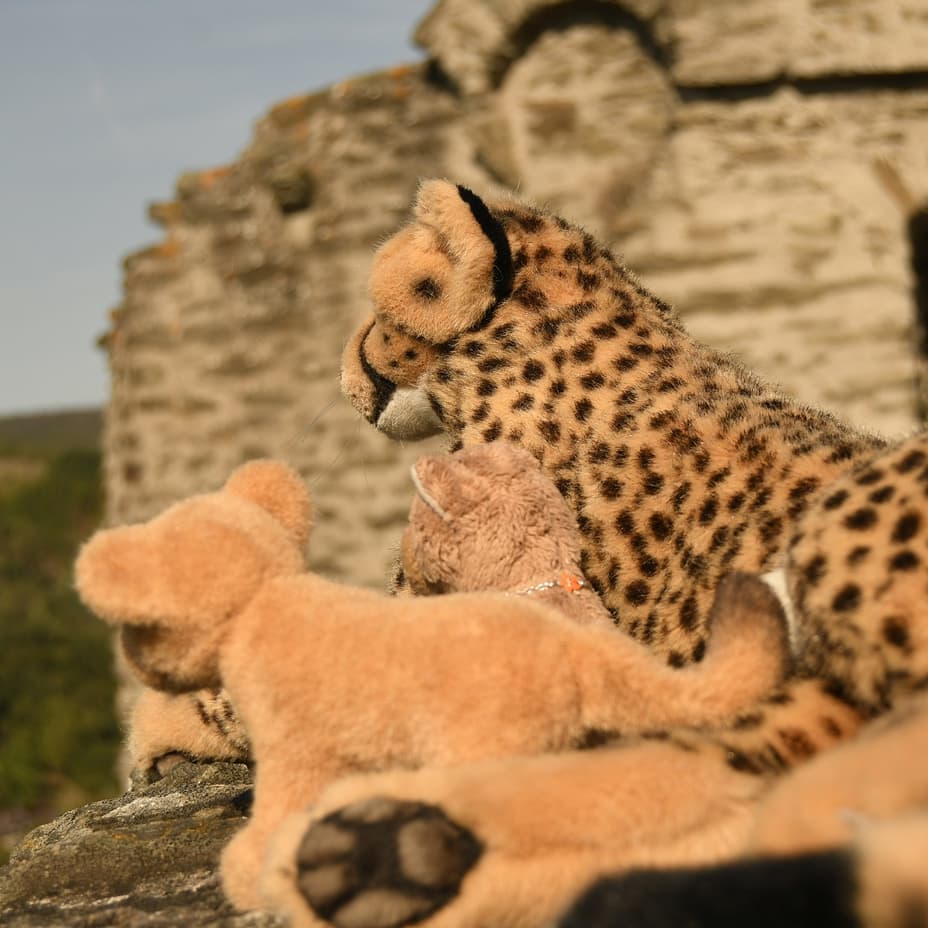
(75, 451), (787, 910)
(369, 180), (500, 343)
(264, 678), (863, 928)
(125, 442), (610, 774)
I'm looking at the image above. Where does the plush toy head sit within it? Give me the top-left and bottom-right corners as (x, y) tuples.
(401, 441), (587, 597)
(75, 460), (311, 692)
(341, 179), (516, 439)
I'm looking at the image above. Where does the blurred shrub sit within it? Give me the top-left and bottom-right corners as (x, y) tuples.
(0, 449), (120, 820)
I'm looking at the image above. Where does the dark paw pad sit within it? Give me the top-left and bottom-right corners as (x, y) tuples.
(296, 797), (483, 928)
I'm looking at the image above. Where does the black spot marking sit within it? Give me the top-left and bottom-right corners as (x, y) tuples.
(643, 472), (664, 495)
(601, 477), (623, 499)
(471, 401), (490, 423)
(823, 489), (849, 510)
(679, 595), (698, 630)
(572, 341), (596, 363)
(649, 513), (672, 541)
(803, 554), (827, 586)
(614, 356), (639, 372)
(482, 420), (502, 442)
(477, 379), (497, 397)
(759, 514), (783, 544)
(574, 398), (593, 422)
(513, 284), (546, 310)
(464, 340), (485, 358)
(844, 508), (877, 530)
(847, 545), (870, 565)
(577, 269), (600, 292)
(612, 412), (633, 431)
(580, 371), (605, 390)
(728, 492), (746, 513)
(855, 468), (883, 486)
(589, 442), (610, 464)
(625, 580), (649, 605)
(699, 495), (718, 525)
(539, 420), (561, 443)
(831, 584), (861, 612)
(522, 359), (545, 382)
(413, 277), (442, 300)
(895, 449), (927, 473)
(869, 485), (895, 504)
(882, 617), (910, 649)
(672, 483), (691, 512)
(613, 310), (636, 328)
(892, 511), (921, 543)
(512, 393), (534, 411)
(535, 317), (561, 342)
(890, 550), (920, 571)
(615, 511), (635, 535)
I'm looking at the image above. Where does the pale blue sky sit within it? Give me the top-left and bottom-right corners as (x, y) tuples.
(0, 0), (432, 415)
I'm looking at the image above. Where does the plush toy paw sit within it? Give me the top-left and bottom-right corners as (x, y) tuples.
(295, 798), (482, 928)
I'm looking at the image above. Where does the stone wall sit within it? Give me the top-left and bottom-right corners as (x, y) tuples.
(102, 0), (928, 591)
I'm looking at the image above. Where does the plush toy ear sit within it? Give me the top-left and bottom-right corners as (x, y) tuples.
(75, 526), (160, 626)
(223, 460), (312, 549)
(369, 180), (514, 343)
(411, 453), (486, 519)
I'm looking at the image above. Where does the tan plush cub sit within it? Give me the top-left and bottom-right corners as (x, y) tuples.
(126, 441), (612, 777)
(75, 448), (787, 910)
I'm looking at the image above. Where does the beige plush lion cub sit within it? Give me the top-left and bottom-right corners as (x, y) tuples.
(75, 445), (788, 910)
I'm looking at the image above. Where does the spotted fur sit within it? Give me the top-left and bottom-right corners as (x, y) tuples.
(786, 431), (928, 717)
(341, 180), (885, 666)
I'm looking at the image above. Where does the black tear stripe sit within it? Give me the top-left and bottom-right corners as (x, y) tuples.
(359, 324), (397, 421)
(456, 185), (515, 332)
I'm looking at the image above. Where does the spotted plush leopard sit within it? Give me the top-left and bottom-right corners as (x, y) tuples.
(341, 179), (886, 666)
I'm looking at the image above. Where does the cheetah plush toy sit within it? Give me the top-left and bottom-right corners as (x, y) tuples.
(341, 179), (886, 659)
(76, 444), (788, 911)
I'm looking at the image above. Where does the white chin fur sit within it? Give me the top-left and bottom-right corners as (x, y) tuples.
(376, 387), (444, 441)
(760, 567), (798, 654)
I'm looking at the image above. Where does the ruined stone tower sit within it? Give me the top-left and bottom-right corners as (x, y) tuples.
(102, 0), (928, 589)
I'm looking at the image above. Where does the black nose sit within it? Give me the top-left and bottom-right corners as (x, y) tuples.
(359, 332), (397, 421)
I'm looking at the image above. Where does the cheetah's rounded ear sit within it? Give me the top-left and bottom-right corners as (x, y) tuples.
(369, 180), (514, 343)
(223, 459), (313, 549)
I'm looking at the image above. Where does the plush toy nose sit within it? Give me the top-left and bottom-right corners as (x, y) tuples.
(74, 528), (153, 625)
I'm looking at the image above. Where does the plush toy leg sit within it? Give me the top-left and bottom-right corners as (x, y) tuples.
(222, 763), (336, 911)
(262, 741), (768, 928)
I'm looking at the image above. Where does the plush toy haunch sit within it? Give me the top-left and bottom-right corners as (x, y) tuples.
(75, 445), (787, 910)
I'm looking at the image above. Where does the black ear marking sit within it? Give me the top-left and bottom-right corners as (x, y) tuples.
(456, 185), (515, 307)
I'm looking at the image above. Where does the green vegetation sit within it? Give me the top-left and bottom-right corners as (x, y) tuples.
(0, 411), (120, 863)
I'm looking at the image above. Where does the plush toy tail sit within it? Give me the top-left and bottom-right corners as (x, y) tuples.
(674, 572), (792, 722)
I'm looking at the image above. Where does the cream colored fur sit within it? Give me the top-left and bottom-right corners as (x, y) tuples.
(75, 449), (787, 910)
